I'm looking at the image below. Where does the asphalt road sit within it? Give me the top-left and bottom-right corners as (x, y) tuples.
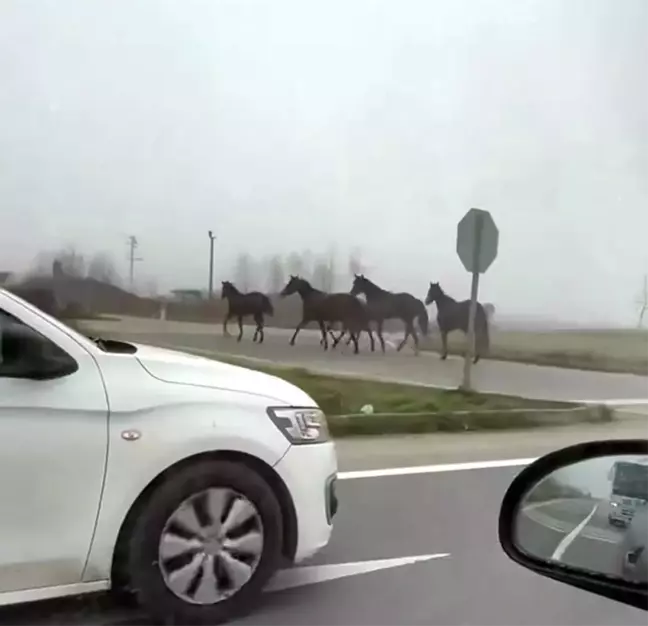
(84, 318), (648, 404)
(4, 433), (647, 626)
(519, 498), (626, 580)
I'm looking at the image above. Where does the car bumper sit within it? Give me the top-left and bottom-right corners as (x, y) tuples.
(273, 441), (338, 563)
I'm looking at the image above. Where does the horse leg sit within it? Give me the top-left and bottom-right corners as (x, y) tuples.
(290, 321), (305, 346)
(223, 314), (232, 337)
(440, 329), (449, 359)
(376, 320), (386, 352)
(397, 321), (411, 352)
(410, 323), (420, 355)
(350, 330), (359, 354)
(366, 326), (375, 352)
(254, 313), (263, 344)
(319, 321), (329, 350)
(237, 316), (244, 342)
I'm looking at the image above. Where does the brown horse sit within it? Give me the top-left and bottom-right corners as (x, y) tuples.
(425, 282), (490, 363)
(350, 274), (429, 354)
(280, 276), (375, 354)
(221, 281), (273, 343)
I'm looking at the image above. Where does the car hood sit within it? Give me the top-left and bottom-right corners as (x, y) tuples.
(133, 343), (316, 406)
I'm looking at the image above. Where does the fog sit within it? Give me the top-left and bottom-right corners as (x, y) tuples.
(1, 0), (646, 325)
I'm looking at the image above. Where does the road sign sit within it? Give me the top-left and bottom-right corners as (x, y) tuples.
(456, 208), (499, 274)
(455, 208), (499, 391)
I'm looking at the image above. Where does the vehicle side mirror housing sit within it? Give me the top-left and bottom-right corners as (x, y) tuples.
(499, 439), (648, 611)
(0, 320), (78, 380)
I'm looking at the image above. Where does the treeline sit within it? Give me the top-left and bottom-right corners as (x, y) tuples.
(228, 248), (368, 294)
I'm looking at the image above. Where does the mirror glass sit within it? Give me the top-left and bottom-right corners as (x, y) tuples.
(515, 454), (648, 584)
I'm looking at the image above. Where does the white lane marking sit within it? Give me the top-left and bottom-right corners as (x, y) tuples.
(524, 506), (619, 545)
(266, 553), (450, 592)
(551, 503), (599, 561)
(338, 458), (535, 480)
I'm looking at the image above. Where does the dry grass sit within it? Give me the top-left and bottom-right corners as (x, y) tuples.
(419, 328), (648, 375)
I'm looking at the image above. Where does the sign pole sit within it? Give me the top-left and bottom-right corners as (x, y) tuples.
(461, 212), (484, 391)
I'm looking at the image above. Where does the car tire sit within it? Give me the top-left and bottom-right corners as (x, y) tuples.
(123, 459), (284, 625)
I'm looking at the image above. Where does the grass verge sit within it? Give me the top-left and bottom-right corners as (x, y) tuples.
(418, 329), (648, 376)
(212, 355), (611, 437)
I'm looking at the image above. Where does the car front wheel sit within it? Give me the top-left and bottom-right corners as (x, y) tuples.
(123, 459), (284, 624)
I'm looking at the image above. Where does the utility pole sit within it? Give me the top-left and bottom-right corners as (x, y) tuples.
(126, 235), (143, 291)
(636, 274), (648, 328)
(207, 230), (216, 299)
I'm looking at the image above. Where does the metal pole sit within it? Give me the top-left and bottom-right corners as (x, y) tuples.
(208, 230), (215, 299)
(461, 213), (484, 391)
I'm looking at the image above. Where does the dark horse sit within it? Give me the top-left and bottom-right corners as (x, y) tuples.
(350, 274), (429, 354)
(280, 276), (375, 354)
(221, 281), (274, 343)
(425, 282), (490, 363)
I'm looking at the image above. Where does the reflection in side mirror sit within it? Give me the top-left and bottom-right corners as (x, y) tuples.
(516, 454), (648, 584)
(499, 440), (648, 611)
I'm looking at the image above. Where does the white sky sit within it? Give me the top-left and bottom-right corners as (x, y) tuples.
(0, 0), (646, 325)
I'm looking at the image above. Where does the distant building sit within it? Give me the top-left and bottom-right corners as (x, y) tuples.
(168, 289), (205, 303)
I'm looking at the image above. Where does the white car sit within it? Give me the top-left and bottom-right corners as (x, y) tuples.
(0, 288), (338, 624)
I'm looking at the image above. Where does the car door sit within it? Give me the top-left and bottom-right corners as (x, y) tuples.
(0, 301), (108, 595)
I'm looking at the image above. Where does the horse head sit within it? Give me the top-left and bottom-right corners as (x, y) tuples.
(221, 280), (236, 299)
(425, 282), (443, 305)
(280, 275), (309, 298)
(350, 273), (370, 296)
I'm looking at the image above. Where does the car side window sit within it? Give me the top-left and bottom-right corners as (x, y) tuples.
(0, 307), (73, 378)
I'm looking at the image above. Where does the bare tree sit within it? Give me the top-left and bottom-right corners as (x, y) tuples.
(233, 253), (253, 292)
(266, 255), (285, 293)
(54, 245), (86, 277)
(348, 247), (366, 277)
(312, 251), (336, 292)
(87, 252), (120, 285)
(634, 274), (648, 328)
(29, 246), (86, 278)
(286, 251), (305, 277)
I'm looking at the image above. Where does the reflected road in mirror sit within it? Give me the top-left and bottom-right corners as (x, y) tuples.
(515, 454), (648, 583)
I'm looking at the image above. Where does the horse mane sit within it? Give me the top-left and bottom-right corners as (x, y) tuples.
(435, 284), (457, 304)
(223, 281), (241, 294)
(357, 275), (388, 295)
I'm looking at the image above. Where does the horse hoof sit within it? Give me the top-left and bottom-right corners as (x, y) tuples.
(441, 355), (447, 360)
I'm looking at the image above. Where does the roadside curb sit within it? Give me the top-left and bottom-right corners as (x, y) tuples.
(328, 405), (613, 437)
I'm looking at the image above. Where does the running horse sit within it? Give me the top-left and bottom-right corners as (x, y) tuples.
(220, 281), (274, 343)
(349, 274), (429, 354)
(425, 281), (490, 363)
(280, 276), (375, 354)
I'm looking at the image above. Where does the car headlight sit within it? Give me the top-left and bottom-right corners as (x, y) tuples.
(267, 407), (329, 444)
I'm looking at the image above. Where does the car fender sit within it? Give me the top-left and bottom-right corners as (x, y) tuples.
(83, 397), (291, 583)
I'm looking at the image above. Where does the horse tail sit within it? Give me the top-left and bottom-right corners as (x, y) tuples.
(417, 301), (429, 336)
(262, 295), (274, 316)
(475, 304), (490, 355)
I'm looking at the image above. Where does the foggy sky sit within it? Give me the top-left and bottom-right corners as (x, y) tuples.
(1, 0), (646, 325)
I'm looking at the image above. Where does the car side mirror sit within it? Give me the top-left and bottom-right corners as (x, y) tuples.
(0, 319), (78, 380)
(499, 439), (648, 611)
